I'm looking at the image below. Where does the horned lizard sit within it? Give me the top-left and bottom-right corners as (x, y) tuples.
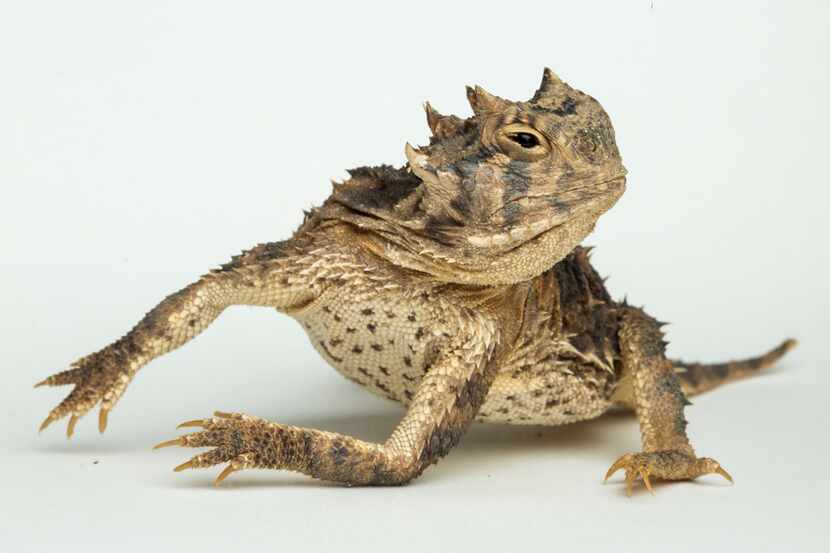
(36, 68), (796, 493)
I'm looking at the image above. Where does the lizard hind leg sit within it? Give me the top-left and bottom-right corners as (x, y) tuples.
(155, 319), (500, 486)
(154, 411), (396, 486)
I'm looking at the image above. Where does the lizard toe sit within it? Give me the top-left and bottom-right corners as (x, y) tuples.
(604, 451), (733, 496)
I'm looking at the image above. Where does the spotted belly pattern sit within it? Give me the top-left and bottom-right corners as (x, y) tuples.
(479, 360), (615, 426)
(289, 244), (621, 427)
(291, 288), (447, 405)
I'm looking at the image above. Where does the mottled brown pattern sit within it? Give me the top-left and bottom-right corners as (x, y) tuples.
(36, 69), (795, 493)
(672, 339), (797, 397)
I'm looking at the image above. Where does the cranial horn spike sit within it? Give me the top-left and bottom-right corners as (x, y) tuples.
(405, 142), (427, 169)
(424, 101), (441, 134)
(533, 67), (565, 101)
(466, 85), (503, 115)
(542, 67), (563, 86)
(465, 85), (477, 111)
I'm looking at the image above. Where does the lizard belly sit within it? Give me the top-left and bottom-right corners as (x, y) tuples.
(478, 361), (614, 426)
(293, 293), (615, 425)
(291, 290), (440, 404)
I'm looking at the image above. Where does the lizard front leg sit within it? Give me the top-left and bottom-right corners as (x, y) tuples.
(35, 241), (319, 437)
(605, 307), (732, 495)
(155, 313), (499, 485)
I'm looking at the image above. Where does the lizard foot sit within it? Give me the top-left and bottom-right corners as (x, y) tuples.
(154, 411), (288, 486)
(35, 347), (133, 437)
(603, 451), (732, 496)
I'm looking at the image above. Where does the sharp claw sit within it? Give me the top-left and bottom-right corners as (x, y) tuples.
(38, 415), (54, 433)
(66, 415), (79, 439)
(153, 438), (184, 450)
(98, 409), (109, 434)
(715, 466), (734, 483)
(214, 465), (235, 486)
(604, 457), (627, 482)
(177, 419), (205, 429)
(34, 379), (49, 388)
(641, 470), (654, 494)
(174, 460), (194, 472)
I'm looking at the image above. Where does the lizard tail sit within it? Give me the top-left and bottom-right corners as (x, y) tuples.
(672, 338), (798, 397)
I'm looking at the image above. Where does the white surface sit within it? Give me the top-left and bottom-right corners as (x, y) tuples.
(2, 1), (828, 552)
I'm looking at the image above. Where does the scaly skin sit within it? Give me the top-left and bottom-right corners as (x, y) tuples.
(36, 69), (796, 493)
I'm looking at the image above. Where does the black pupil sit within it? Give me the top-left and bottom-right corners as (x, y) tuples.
(509, 132), (539, 148)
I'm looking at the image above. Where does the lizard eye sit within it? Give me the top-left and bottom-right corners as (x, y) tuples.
(496, 123), (550, 161)
(508, 132), (540, 148)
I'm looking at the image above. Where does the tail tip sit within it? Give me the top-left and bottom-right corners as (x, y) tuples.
(782, 338), (798, 353)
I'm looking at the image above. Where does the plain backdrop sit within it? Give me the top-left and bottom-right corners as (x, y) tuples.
(1, 1), (828, 552)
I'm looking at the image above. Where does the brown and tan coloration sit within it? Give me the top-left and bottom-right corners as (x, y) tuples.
(36, 69), (796, 493)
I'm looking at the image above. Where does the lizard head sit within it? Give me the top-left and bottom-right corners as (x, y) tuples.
(407, 68), (627, 250)
(325, 68), (627, 284)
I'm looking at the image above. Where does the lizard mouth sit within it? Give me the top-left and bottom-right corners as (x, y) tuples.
(465, 176), (626, 249)
(405, 143), (626, 250)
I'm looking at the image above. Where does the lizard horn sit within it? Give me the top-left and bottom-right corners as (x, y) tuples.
(532, 67), (565, 101)
(423, 101), (443, 135)
(424, 102), (465, 139)
(466, 85), (505, 115)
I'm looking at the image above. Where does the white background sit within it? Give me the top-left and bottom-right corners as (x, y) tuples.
(2, 1), (828, 552)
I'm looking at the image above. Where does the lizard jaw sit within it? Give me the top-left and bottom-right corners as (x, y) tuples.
(466, 175), (627, 250)
(405, 142), (626, 252)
